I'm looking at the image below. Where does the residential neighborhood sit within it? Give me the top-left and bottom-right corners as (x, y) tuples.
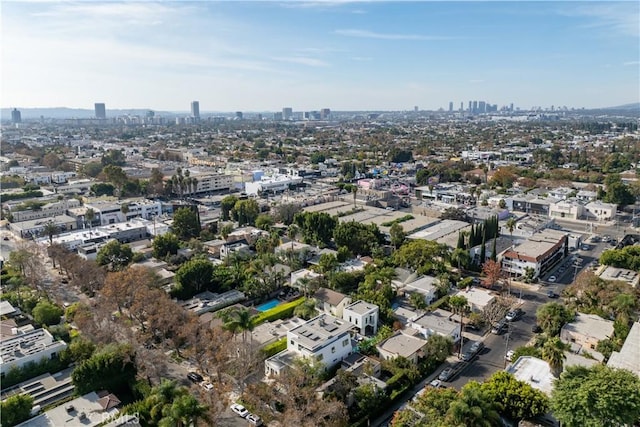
(1, 109), (639, 427)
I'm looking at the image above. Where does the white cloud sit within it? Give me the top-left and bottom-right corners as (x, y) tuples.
(623, 61), (640, 66)
(272, 56), (330, 67)
(334, 29), (454, 40)
(561, 3), (640, 38)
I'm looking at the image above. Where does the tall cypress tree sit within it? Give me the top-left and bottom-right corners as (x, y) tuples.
(457, 231), (466, 249)
(491, 237), (497, 261)
(479, 233), (486, 265)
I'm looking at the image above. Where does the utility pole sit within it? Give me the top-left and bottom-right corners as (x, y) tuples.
(504, 322), (511, 368)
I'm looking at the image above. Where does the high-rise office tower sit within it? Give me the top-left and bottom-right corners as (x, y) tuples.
(449, 102), (454, 112)
(11, 108), (22, 124)
(282, 107), (293, 120)
(94, 103), (106, 119)
(235, 111), (243, 120)
(320, 108), (331, 120)
(472, 101), (478, 113)
(468, 101), (472, 112)
(478, 101), (486, 113)
(460, 102), (464, 112)
(414, 106), (419, 112)
(191, 101), (200, 120)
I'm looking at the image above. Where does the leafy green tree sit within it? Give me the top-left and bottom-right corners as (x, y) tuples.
(160, 393), (209, 427)
(449, 295), (469, 357)
(42, 221), (60, 244)
(317, 253), (339, 275)
(511, 345), (541, 361)
(392, 239), (450, 274)
(90, 182), (115, 197)
(96, 240), (133, 271)
(352, 383), (387, 418)
(333, 221), (383, 256)
(171, 207), (201, 240)
(67, 336), (96, 362)
(72, 344), (136, 395)
(423, 334), (453, 362)
(389, 223), (406, 250)
(173, 258), (214, 299)
(293, 299), (318, 320)
(101, 164), (128, 189)
(408, 292), (427, 310)
(255, 213), (274, 230)
(1, 394), (34, 427)
(536, 302), (574, 336)
(32, 300), (63, 326)
(101, 149), (126, 166)
(233, 199), (260, 226)
(551, 364), (640, 427)
(152, 233), (180, 259)
(82, 161), (103, 178)
(481, 371), (549, 421)
(445, 381), (502, 427)
(451, 248), (471, 271)
(293, 211), (338, 247)
(220, 195), (238, 221)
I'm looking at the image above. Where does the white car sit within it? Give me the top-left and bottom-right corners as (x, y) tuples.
(246, 413), (263, 426)
(506, 350), (515, 362)
(200, 382), (214, 391)
(429, 379), (443, 388)
(230, 403), (249, 418)
(548, 276), (557, 283)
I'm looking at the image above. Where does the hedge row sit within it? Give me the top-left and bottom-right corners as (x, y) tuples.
(381, 215), (414, 227)
(261, 337), (287, 358)
(0, 190), (44, 203)
(251, 297), (306, 327)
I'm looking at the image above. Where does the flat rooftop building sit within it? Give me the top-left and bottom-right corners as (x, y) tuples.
(506, 356), (555, 395)
(1, 329), (68, 376)
(607, 322), (640, 377)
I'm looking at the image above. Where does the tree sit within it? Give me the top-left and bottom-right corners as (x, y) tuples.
(42, 221), (60, 244)
(101, 149), (126, 166)
(481, 259), (502, 288)
(82, 161), (103, 178)
(551, 364), (640, 427)
(352, 383), (386, 419)
(411, 387), (458, 424)
(294, 211), (338, 247)
(171, 207), (201, 240)
(424, 334), (453, 362)
(445, 381), (502, 427)
(541, 336), (567, 377)
(152, 233), (180, 259)
(408, 292), (427, 310)
(389, 223), (406, 250)
(481, 371), (549, 421)
(351, 184), (358, 208)
(90, 182), (115, 197)
(96, 240), (133, 271)
(233, 199), (260, 226)
(536, 302), (574, 336)
(161, 393), (209, 427)
(392, 239), (450, 273)
(293, 299), (318, 320)
(220, 195), (238, 221)
(440, 207), (467, 221)
(449, 295), (469, 357)
(72, 344), (136, 395)
(505, 217), (517, 236)
(221, 307), (255, 346)
(101, 164), (128, 189)
(333, 221), (383, 256)
(451, 248), (471, 271)
(173, 258), (214, 299)
(255, 213), (274, 230)
(1, 394), (34, 427)
(85, 207), (96, 228)
(32, 300), (63, 326)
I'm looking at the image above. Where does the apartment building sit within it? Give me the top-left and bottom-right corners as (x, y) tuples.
(501, 229), (568, 278)
(1, 329), (68, 376)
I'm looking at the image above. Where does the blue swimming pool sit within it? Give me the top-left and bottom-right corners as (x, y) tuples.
(256, 299), (281, 312)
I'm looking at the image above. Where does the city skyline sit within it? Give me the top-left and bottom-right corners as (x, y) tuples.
(2, 1), (639, 111)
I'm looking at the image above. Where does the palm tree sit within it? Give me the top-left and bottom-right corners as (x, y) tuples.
(121, 203), (130, 220)
(541, 336), (567, 377)
(148, 380), (182, 423)
(445, 381), (502, 427)
(610, 293), (636, 325)
(449, 295), (470, 358)
(451, 248), (470, 271)
(160, 394), (209, 427)
(293, 298), (318, 320)
(506, 217), (517, 236)
(351, 184), (358, 208)
(85, 207), (96, 229)
(222, 307), (255, 346)
(42, 221), (59, 244)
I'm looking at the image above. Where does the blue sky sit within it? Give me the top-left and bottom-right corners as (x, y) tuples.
(2, 1), (638, 111)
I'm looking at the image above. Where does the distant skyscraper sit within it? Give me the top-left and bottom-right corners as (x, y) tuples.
(414, 106), (419, 112)
(468, 101), (472, 112)
(448, 102), (454, 112)
(11, 108), (21, 124)
(191, 101), (200, 120)
(282, 107), (293, 120)
(320, 108), (331, 120)
(478, 101), (486, 113)
(94, 103), (106, 119)
(472, 101), (478, 113)
(235, 111), (243, 120)
(460, 102), (464, 112)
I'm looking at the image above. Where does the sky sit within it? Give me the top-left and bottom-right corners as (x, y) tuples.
(2, 1), (639, 112)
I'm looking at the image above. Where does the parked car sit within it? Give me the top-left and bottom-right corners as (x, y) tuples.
(505, 308), (524, 322)
(469, 341), (484, 354)
(438, 367), (455, 382)
(187, 372), (203, 383)
(506, 350), (515, 362)
(547, 291), (559, 299)
(491, 320), (507, 334)
(200, 382), (214, 391)
(429, 379), (443, 388)
(246, 413), (263, 426)
(230, 403), (249, 418)
(548, 276), (557, 283)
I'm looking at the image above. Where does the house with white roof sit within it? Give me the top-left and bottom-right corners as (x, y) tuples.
(403, 276), (439, 305)
(452, 287), (496, 313)
(607, 322), (640, 378)
(342, 301), (379, 336)
(376, 331), (428, 364)
(408, 309), (460, 342)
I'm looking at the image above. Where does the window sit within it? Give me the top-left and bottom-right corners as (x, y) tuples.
(331, 347), (336, 353)
(343, 339), (349, 346)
